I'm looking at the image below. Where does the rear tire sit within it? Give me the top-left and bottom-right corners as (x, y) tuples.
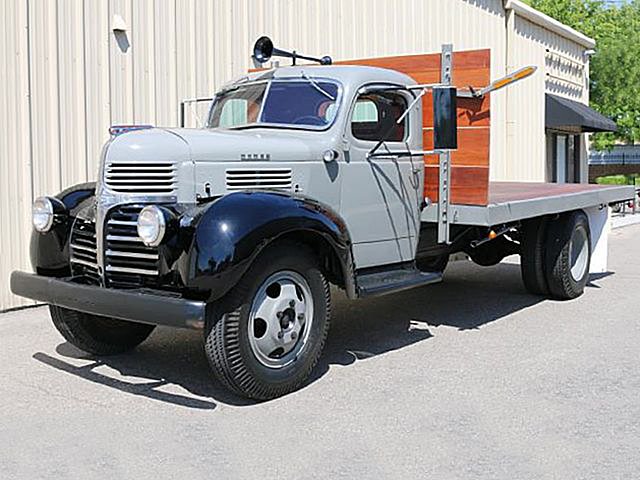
(204, 242), (331, 400)
(544, 211), (591, 300)
(521, 216), (549, 295)
(49, 306), (155, 355)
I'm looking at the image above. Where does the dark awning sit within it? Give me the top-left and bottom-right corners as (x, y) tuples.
(546, 94), (617, 133)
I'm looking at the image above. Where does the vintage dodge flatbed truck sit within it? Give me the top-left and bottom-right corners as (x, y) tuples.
(10, 39), (634, 399)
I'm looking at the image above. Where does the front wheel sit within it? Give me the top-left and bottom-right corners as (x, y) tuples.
(204, 242), (331, 400)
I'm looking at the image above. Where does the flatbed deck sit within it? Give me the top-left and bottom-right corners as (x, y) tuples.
(421, 182), (635, 226)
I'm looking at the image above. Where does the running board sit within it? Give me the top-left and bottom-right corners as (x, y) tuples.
(356, 267), (443, 298)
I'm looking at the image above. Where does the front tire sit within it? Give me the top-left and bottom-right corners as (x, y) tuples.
(49, 306), (155, 355)
(204, 243), (331, 400)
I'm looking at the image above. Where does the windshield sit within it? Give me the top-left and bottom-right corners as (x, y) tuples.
(207, 79), (340, 130)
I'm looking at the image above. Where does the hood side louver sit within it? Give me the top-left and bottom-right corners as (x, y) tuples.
(225, 169), (292, 191)
(104, 162), (177, 195)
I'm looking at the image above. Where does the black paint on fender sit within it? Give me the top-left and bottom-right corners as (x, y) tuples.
(30, 182), (96, 277)
(177, 190), (355, 301)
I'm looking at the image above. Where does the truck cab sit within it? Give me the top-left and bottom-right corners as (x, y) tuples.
(177, 65), (424, 268)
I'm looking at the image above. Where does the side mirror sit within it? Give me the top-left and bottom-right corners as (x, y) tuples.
(433, 86), (458, 150)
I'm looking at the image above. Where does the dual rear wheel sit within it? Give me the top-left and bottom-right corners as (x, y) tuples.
(521, 210), (592, 300)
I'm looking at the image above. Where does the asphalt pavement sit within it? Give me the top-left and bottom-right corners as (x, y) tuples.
(1, 224), (639, 479)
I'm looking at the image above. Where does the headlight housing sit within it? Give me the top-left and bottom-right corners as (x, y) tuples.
(137, 206), (167, 247)
(32, 197), (55, 232)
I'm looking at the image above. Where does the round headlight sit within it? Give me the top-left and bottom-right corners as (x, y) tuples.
(137, 206), (166, 247)
(32, 197), (55, 232)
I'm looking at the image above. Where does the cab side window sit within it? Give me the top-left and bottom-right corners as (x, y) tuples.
(219, 99), (248, 127)
(351, 92), (407, 142)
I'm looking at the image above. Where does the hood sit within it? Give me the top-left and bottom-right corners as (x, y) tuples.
(106, 126), (334, 164)
(164, 127), (331, 163)
(106, 128), (191, 164)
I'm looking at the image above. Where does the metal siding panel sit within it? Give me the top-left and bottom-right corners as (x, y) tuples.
(84, 0), (110, 179)
(509, 17), (547, 181)
(507, 15), (590, 182)
(57, 0), (87, 186)
(154, 0), (178, 126)
(109, 0), (134, 124)
(1, 0), (33, 309)
(175, 0), (196, 126)
(29, 0), (62, 197)
(132, 0), (156, 124)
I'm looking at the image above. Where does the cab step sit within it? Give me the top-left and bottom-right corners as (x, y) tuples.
(356, 266), (443, 298)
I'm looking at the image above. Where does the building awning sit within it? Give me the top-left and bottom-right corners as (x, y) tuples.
(546, 94), (617, 133)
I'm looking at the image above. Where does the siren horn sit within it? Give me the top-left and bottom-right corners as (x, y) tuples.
(252, 36), (332, 66)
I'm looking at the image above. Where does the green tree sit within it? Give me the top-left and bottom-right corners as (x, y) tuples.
(525, 0), (640, 149)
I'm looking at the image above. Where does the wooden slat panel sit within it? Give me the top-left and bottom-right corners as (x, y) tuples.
(340, 53), (441, 73)
(424, 128), (490, 167)
(425, 166), (490, 206)
(422, 93), (490, 128)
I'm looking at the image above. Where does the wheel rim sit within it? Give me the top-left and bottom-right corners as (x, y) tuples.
(248, 271), (314, 369)
(569, 226), (589, 282)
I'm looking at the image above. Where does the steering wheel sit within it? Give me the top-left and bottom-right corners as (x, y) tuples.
(291, 116), (325, 126)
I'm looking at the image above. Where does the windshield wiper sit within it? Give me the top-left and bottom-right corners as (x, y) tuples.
(301, 72), (336, 101)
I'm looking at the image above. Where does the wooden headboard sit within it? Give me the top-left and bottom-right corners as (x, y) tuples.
(337, 49), (491, 206)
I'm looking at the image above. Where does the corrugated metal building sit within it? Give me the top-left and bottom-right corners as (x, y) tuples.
(0, 0), (601, 310)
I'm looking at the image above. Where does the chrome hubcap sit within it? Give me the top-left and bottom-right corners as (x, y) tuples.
(248, 271), (313, 369)
(569, 226), (589, 282)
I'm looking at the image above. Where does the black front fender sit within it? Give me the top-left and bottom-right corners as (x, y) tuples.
(30, 182), (96, 276)
(178, 191), (355, 301)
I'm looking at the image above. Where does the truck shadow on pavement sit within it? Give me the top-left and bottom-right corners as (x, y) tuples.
(32, 261), (578, 408)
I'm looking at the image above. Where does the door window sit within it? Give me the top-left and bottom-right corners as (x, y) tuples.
(351, 92), (407, 142)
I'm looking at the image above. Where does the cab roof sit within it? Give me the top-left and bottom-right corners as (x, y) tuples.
(230, 64), (417, 91)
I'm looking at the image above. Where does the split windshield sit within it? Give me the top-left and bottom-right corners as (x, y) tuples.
(207, 78), (340, 130)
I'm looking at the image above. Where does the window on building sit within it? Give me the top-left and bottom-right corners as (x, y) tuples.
(351, 92), (407, 142)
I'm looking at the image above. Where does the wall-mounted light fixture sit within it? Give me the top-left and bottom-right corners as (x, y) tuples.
(112, 14), (127, 33)
(112, 14), (130, 53)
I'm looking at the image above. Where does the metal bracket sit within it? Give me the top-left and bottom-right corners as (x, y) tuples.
(179, 97), (214, 128)
(438, 44), (453, 244)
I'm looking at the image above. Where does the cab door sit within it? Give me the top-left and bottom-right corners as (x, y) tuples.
(340, 90), (422, 269)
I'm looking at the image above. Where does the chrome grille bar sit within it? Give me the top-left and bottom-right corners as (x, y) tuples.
(69, 217), (100, 283)
(104, 205), (160, 284)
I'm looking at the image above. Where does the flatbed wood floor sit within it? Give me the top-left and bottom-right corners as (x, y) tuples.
(421, 182), (634, 226)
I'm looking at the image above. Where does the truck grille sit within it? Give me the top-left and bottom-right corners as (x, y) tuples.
(225, 169), (292, 191)
(105, 205), (159, 287)
(69, 218), (100, 283)
(104, 162), (176, 194)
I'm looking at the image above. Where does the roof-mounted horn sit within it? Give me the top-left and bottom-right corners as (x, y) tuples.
(252, 36), (332, 66)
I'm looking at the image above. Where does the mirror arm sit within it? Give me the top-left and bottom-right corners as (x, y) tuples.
(367, 149), (450, 159)
(366, 87), (425, 158)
